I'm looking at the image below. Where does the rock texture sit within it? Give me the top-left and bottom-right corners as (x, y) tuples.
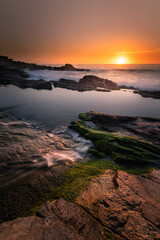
(0, 111), (75, 191)
(0, 66), (52, 90)
(52, 75), (118, 92)
(0, 199), (104, 240)
(77, 169), (160, 240)
(78, 75), (119, 90)
(86, 111), (160, 146)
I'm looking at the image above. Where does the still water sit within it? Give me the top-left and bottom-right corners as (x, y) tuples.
(0, 85), (160, 131)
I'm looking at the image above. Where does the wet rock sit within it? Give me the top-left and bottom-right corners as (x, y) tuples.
(52, 75), (118, 92)
(53, 78), (78, 90)
(76, 169), (160, 240)
(0, 65), (52, 90)
(0, 199), (104, 240)
(0, 112), (75, 191)
(119, 85), (137, 90)
(134, 90), (160, 99)
(78, 75), (119, 90)
(87, 111), (160, 146)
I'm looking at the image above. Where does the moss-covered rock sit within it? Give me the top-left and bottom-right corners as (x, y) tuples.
(70, 119), (160, 166)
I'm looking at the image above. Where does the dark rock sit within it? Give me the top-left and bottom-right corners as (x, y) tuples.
(52, 75), (118, 92)
(77, 169), (160, 240)
(0, 199), (104, 240)
(0, 65), (29, 78)
(119, 85), (137, 90)
(134, 90), (160, 99)
(53, 78), (78, 90)
(78, 75), (119, 90)
(0, 65), (52, 90)
(53, 64), (89, 71)
(0, 76), (52, 90)
(0, 55), (89, 71)
(87, 111), (160, 146)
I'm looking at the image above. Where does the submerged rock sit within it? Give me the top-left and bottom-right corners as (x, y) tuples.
(76, 169), (160, 240)
(0, 199), (104, 240)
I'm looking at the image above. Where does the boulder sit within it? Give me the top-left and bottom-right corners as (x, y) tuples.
(77, 169), (160, 240)
(52, 75), (118, 92)
(0, 199), (104, 240)
(78, 75), (119, 90)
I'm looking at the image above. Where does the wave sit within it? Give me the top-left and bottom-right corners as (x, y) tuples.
(112, 69), (160, 73)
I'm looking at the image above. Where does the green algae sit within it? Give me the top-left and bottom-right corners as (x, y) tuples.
(70, 119), (160, 166)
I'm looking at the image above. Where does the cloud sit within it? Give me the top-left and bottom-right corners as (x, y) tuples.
(115, 49), (160, 54)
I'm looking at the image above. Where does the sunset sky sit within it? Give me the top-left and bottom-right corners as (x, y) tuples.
(0, 0), (160, 64)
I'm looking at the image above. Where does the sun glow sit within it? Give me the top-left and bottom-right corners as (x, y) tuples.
(116, 57), (127, 64)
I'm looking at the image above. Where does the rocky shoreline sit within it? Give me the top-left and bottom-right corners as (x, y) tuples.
(52, 75), (118, 91)
(0, 111), (160, 239)
(0, 57), (118, 91)
(0, 56), (89, 71)
(1, 55), (160, 98)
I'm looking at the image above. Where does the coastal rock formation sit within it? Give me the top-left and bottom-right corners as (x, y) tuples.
(53, 78), (78, 90)
(0, 55), (89, 71)
(53, 63), (89, 71)
(0, 111), (77, 223)
(84, 111), (160, 146)
(78, 75), (119, 90)
(52, 75), (118, 92)
(134, 90), (160, 99)
(0, 66), (52, 90)
(118, 85), (137, 90)
(76, 169), (160, 240)
(0, 199), (104, 240)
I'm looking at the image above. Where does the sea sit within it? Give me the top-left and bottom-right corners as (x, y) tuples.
(0, 64), (160, 181)
(0, 64), (160, 129)
(26, 64), (160, 90)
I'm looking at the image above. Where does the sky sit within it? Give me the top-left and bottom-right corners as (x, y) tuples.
(0, 0), (160, 64)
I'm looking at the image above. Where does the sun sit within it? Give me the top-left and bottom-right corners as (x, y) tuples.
(116, 57), (126, 64)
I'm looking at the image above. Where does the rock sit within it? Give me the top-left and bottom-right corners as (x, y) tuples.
(119, 85), (137, 90)
(52, 75), (118, 92)
(53, 78), (78, 90)
(0, 56), (89, 71)
(134, 90), (160, 99)
(0, 199), (104, 240)
(0, 111), (75, 223)
(78, 75), (119, 90)
(87, 111), (160, 146)
(0, 65), (52, 90)
(0, 77), (52, 90)
(53, 64), (89, 71)
(76, 169), (160, 240)
(0, 65), (29, 78)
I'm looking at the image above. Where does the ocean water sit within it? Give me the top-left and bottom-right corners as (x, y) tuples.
(25, 64), (160, 91)
(0, 66), (160, 185)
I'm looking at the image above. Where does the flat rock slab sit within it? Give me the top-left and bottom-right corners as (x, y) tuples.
(76, 169), (160, 240)
(88, 112), (160, 146)
(0, 199), (104, 240)
(0, 111), (73, 190)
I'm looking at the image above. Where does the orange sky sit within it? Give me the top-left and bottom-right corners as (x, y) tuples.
(0, 0), (160, 64)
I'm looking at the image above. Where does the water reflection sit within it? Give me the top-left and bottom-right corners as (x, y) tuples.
(0, 86), (160, 131)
